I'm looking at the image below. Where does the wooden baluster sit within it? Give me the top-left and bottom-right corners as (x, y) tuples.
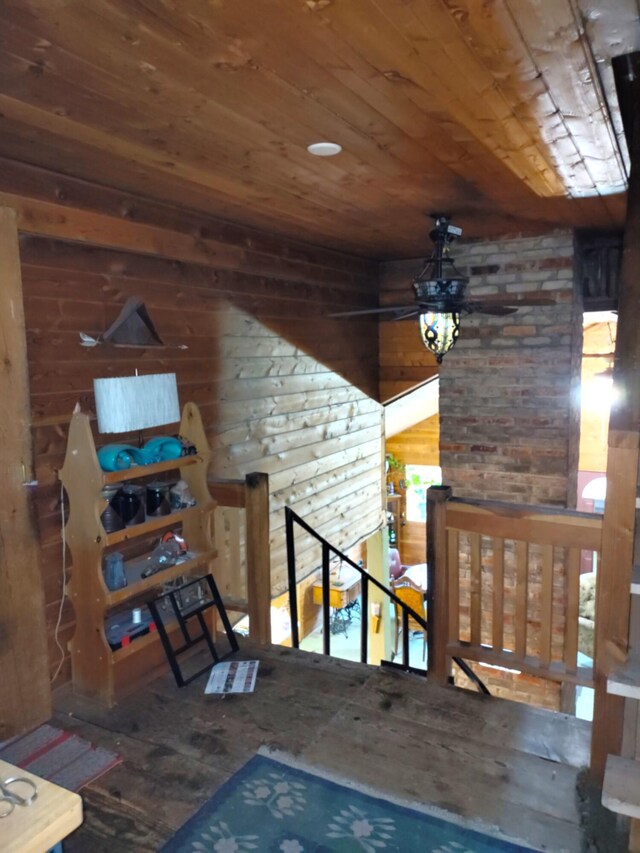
(447, 529), (459, 645)
(564, 547), (580, 675)
(285, 507), (299, 649)
(492, 537), (504, 654)
(539, 544), (554, 668)
(469, 533), (481, 648)
(245, 472), (271, 645)
(515, 541), (529, 660)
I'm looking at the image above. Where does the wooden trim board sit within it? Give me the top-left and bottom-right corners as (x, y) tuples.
(0, 206), (51, 738)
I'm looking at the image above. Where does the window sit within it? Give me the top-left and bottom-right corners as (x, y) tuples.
(405, 465), (442, 523)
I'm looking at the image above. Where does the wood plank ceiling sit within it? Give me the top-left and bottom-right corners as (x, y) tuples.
(0, 0), (638, 257)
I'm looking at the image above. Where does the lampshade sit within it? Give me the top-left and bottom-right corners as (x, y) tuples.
(94, 372), (180, 434)
(419, 312), (460, 363)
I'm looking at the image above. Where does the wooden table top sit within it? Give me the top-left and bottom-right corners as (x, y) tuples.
(0, 759), (83, 853)
(312, 564), (361, 591)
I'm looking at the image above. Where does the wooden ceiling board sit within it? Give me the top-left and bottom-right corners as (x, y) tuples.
(436, 0), (622, 196)
(0, 0), (634, 256)
(256, 0), (558, 210)
(2, 3), (472, 248)
(0, 15), (392, 228)
(506, 0), (626, 192)
(54, 0), (503, 212)
(0, 121), (326, 245)
(318, 0), (565, 194)
(0, 47), (390, 234)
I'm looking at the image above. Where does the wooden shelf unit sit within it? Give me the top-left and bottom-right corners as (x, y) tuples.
(59, 401), (216, 706)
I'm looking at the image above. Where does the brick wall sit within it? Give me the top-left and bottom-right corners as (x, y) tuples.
(440, 231), (582, 507)
(453, 662), (562, 711)
(379, 231), (583, 713)
(442, 232), (582, 712)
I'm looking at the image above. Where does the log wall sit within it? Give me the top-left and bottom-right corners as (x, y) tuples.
(14, 178), (383, 685)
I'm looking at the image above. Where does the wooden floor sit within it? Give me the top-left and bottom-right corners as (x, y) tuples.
(54, 642), (592, 852)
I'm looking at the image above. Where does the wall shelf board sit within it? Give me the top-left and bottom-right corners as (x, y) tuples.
(102, 454), (203, 485)
(105, 549), (217, 607)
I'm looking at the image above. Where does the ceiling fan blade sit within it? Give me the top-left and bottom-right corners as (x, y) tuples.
(469, 304), (519, 316)
(330, 305), (418, 319)
(391, 308), (421, 321)
(463, 293), (558, 316)
(467, 294), (557, 308)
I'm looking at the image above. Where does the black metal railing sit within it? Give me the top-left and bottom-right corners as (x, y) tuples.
(285, 507), (489, 694)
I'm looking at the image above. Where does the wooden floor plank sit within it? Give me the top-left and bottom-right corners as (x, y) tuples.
(301, 706), (584, 852)
(52, 641), (588, 851)
(348, 666), (591, 768)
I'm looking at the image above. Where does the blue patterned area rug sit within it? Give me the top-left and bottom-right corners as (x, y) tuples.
(162, 752), (536, 852)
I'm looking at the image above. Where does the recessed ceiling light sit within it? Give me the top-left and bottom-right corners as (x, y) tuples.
(307, 141), (342, 156)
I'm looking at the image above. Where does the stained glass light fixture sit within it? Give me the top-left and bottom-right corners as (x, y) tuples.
(412, 219), (468, 363)
(419, 311), (460, 363)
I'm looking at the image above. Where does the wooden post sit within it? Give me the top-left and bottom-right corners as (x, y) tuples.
(427, 485), (453, 685)
(0, 207), (51, 736)
(591, 53), (640, 782)
(245, 472), (271, 645)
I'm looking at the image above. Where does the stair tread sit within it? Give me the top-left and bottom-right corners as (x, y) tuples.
(631, 566), (640, 595)
(603, 755), (640, 818)
(608, 658), (640, 699)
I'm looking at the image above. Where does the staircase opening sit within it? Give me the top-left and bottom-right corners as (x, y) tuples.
(284, 506), (489, 694)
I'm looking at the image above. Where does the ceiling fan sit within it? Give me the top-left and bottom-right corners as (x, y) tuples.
(332, 214), (556, 362)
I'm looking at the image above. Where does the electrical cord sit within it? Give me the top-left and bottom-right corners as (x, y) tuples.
(50, 480), (68, 684)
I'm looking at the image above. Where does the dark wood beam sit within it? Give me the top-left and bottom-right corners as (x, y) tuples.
(0, 206), (52, 737)
(591, 51), (640, 783)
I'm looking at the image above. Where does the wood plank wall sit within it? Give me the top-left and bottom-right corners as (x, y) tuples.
(12, 174), (384, 685)
(386, 415), (439, 565)
(378, 259), (439, 403)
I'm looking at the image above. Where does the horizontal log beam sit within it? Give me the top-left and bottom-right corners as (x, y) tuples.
(208, 479), (246, 509)
(446, 499), (603, 551)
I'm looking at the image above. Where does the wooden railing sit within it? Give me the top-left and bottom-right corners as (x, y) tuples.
(207, 472), (271, 645)
(427, 486), (603, 691)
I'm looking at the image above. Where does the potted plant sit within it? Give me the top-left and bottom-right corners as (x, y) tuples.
(385, 453), (405, 493)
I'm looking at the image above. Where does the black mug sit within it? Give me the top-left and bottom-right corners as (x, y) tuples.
(121, 484), (145, 526)
(100, 486), (124, 533)
(146, 482), (171, 517)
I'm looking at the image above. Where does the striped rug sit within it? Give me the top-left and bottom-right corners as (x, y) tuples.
(0, 723), (121, 792)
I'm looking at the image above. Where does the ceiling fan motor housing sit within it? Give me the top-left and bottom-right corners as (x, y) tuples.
(413, 277), (467, 305)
